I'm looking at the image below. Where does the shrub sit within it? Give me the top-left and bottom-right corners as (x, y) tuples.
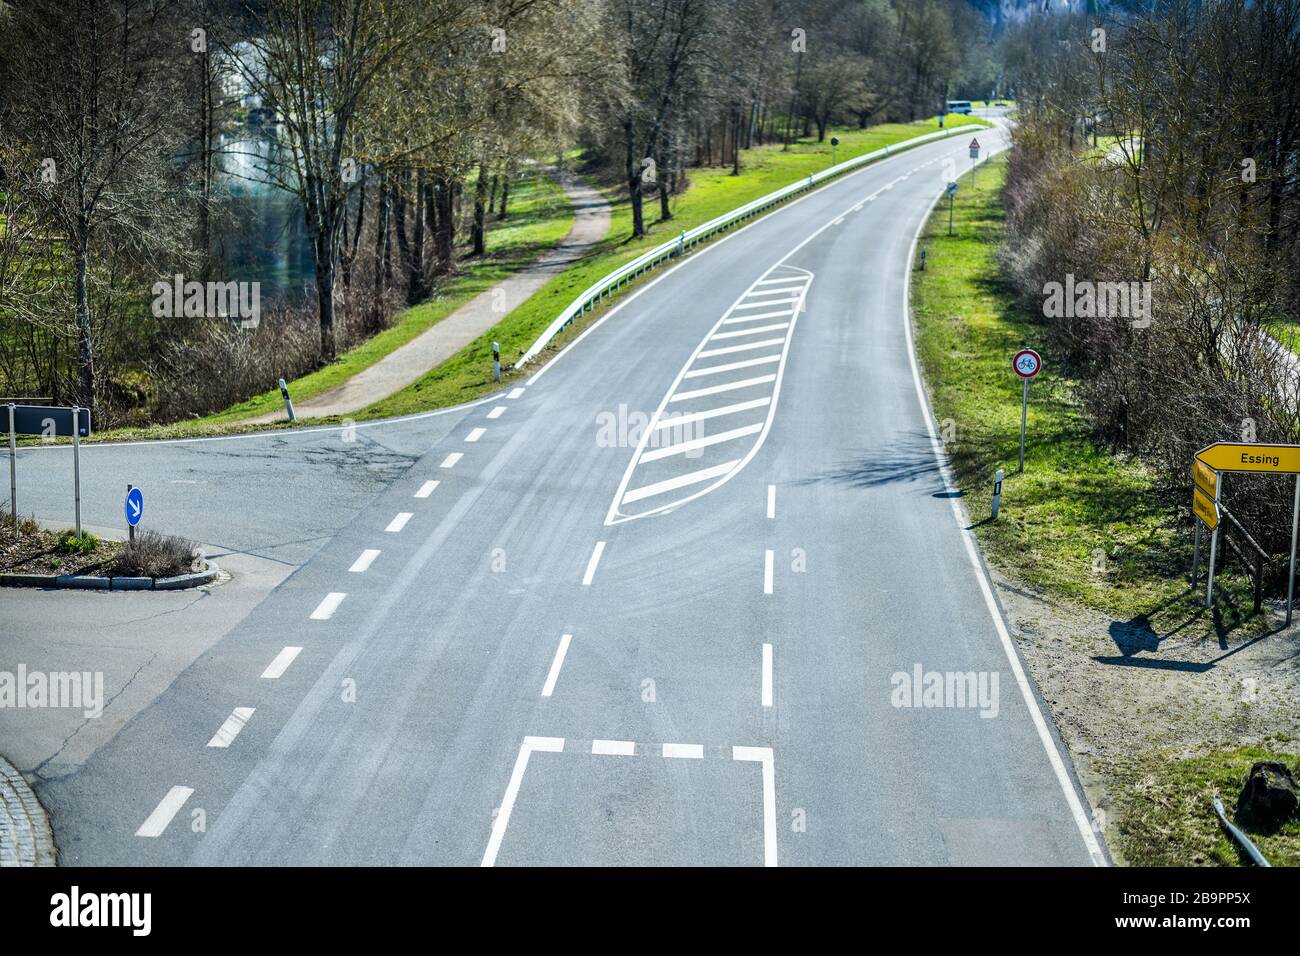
(110, 530), (200, 578)
(56, 530), (100, 555)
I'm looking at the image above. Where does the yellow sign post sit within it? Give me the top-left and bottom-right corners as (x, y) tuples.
(1192, 486), (1218, 531)
(1192, 442), (1300, 623)
(1195, 442), (1300, 474)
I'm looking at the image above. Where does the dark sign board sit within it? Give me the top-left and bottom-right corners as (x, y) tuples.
(6, 404), (92, 438)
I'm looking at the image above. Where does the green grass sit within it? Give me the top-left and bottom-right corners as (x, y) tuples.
(910, 153), (1259, 629)
(106, 168), (574, 436)
(74, 115), (989, 441)
(1101, 743), (1300, 866)
(355, 114), (991, 421)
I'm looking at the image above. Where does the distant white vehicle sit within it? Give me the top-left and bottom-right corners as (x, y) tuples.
(945, 100), (973, 115)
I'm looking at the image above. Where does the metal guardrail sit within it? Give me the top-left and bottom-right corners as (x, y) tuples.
(515, 122), (986, 368)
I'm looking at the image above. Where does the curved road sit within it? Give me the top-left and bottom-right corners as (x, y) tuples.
(9, 116), (1107, 866)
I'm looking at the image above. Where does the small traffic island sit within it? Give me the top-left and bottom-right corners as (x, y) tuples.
(0, 516), (216, 591)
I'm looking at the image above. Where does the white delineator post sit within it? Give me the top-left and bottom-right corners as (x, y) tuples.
(7, 403), (16, 536)
(72, 405), (82, 538)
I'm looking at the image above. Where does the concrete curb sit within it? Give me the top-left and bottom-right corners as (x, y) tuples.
(0, 562), (220, 592)
(0, 756), (56, 866)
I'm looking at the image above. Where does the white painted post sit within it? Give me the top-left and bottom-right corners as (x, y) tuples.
(1287, 475), (1299, 626)
(1207, 476), (1223, 608)
(72, 405), (82, 539)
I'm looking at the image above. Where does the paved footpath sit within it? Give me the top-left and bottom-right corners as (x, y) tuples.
(0, 755), (55, 866)
(248, 170), (611, 424)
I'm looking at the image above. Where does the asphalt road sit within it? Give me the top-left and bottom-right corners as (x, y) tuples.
(7, 116), (1108, 866)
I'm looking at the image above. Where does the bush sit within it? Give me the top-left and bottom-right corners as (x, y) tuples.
(0, 508), (41, 546)
(110, 530), (200, 578)
(56, 530), (100, 555)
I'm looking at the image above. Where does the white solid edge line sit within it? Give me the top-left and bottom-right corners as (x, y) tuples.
(581, 541), (606, 586)
(135, 786), (194, 838)
(487, 406), (507, 419)
(261, 646), (302, 679)
(385, 512), (413, 533)
(732, 746), (777, 866)
(662, 743), (704, 759)
(414, 480), (439, 498)
(638, 422), (763, 463)
(540, 633), (572, 697)
(762, 644), (773, 708)
(621, 460), (739, 506)
(763, 549), (774, 594)
(592, 739), (636, 756)
(207, 706), (255, 748)
(482, 736), (564, 866)
(767, 484), (776, 519)
(899, 133), (1106, 867)
(603, 128), (988, 526)
(465, 427), (486, 442)
(441, 452), (463, 468)
(310, 592), (347, 620)
(526, 127), (973, 387)
(349, 549), (381, 573)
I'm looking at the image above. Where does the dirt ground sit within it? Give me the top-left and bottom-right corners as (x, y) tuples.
(993, 569), (1300, 862)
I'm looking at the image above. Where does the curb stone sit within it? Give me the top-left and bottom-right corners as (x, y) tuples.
(0, 755), (56, 866)
(0, 562), (219, 592)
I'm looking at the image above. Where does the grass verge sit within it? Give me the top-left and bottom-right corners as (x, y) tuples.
(355, 114), (991, 421)
(78, 115), (988, 440)
(1100, 742), (1300, 866)
(910, 152), (1259, 630)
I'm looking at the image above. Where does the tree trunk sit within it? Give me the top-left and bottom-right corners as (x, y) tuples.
(434, 175), (456, 275)
(73, 237), (95, 411)
(499, 170), (511, 219)
(314, 234), (336, 360)
(625, 120), (644, 238)
(472, 162), (489, 256)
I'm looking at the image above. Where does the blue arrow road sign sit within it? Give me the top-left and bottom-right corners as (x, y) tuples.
(125, 487), (144, 527)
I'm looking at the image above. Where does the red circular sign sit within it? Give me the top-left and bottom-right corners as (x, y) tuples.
(1013, 348), (1042, 379)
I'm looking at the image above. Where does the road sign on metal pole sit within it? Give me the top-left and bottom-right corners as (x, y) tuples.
(7, 404), (16, 535)
(72, 405), (82, 538)
(1193, 441), (1300, 618)
(125, 485), (143, 543)
(1206, 475), (1223, 608)
(969, 137), (980, 186)
(3, 403), (91, 538)
(1012, 348), (1040, 472)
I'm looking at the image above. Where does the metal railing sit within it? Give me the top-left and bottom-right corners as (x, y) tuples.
(515, 122), (986, 368)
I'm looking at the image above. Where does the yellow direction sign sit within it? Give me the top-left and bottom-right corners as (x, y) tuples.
(1192, 486), (1218, 530)
(1192, 459), (1218, 497)
(1195, 442), (1300, 475)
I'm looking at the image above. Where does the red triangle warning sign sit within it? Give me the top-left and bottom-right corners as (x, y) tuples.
(969, 138), (981, 149)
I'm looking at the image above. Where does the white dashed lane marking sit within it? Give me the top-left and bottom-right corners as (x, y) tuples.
(441, 452), (463, 468)
(581, 541), (606, 586)
(487, 406), (507, 419)
(310, 592), (347, 620)
(349, 549), (381, 573)
(261, 646), (302, 679)
(385, 513), (412, 533)
(414, 480), (439, 498)
(135, 786), (194, 838)
(207, 707), (255, 749)
(465, 427), (486, 442)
